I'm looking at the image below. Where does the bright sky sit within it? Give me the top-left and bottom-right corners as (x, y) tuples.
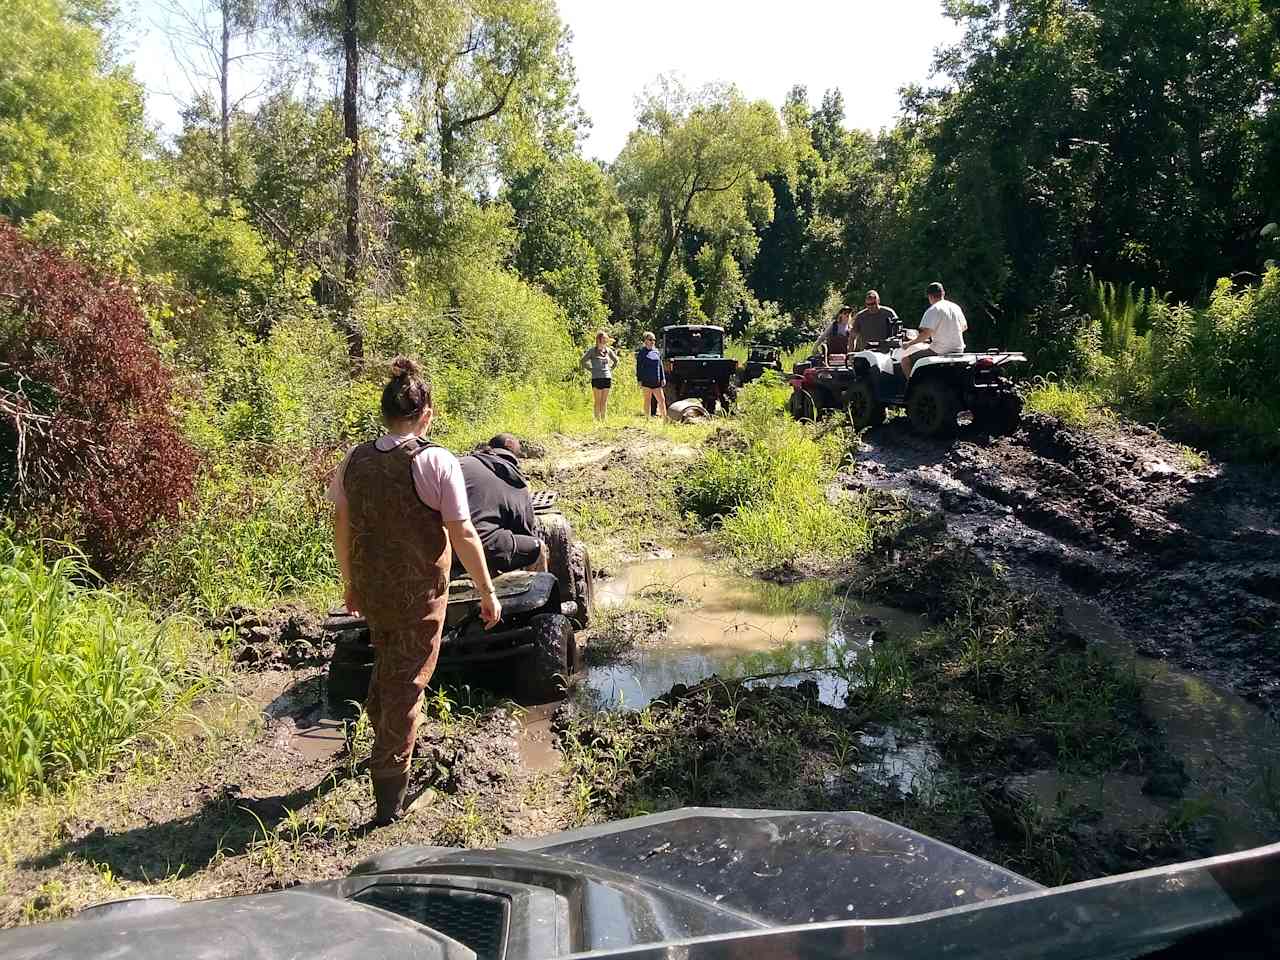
(124, 0), (962, 161)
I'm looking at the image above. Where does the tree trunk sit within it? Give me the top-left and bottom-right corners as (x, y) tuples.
(648, 207), (679, 321)
(219, 0), (231, 215)
(340, 0), (363, 358)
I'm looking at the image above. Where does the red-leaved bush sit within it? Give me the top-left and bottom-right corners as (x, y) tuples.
(0, 221), (197, 572)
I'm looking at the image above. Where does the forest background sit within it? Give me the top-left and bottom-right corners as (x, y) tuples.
(1, 0), (1279, 798)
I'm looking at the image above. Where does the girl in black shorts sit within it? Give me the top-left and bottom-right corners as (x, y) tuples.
(580, 331), (619, 421)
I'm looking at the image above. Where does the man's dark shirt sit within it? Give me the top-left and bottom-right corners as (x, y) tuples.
(458, 449), (537, 549)
(853, 306), (899, 347)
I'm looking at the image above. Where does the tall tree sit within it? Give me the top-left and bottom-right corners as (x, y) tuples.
(158, 0), (271, 212)
(613, 78), (790, 322)
(0, 0), (149, 258)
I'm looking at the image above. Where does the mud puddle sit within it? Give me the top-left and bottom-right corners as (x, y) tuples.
(1058, 599), (1280, 848)
(581, 551), (928, 709)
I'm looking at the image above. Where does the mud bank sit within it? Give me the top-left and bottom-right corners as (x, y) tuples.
(847, 413), (1280, 713)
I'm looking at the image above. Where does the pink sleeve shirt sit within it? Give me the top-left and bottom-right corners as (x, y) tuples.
(326, 435), (470, 522)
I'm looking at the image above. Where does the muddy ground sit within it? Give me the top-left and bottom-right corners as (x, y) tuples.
(2, 415), (1277, 925)
(847, 413), (1280, 714)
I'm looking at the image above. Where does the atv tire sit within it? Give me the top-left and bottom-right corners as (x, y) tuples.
(539, 513), (594, 627)
(520, 613), (575, 702)
(907, 379), (959, 437)
(846, 379), (886, 429)
(975, 392), (1023, 435)
(327, 633), (375, 711)
(789, 388), (819, 422)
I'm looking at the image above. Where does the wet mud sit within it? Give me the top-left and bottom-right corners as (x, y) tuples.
(210, 603), (332, 670)
(847, 413), (1280, 714)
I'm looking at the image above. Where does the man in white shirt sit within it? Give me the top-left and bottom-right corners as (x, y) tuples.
(902, 282), (967, 379)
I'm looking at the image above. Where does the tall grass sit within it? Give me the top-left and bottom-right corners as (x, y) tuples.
(137, 455), (338, 617)
(1023, 378), (1106, 428)
(1075, 268), (1280, 458)
(680, 380), (872, 566)
(0, 532), (203, 799)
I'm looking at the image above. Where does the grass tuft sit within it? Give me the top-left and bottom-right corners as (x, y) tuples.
(0, 531), (207, 799)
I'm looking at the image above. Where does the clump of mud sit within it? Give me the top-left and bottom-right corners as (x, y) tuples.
(208, 603), (332, 669)
(848, 412), (1280, 711)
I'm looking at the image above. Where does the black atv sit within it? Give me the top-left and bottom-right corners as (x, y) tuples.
(661, 325), (740, 414)
(845, 337), (1026, 436)
(740, 343), (784, 385)
(324, 496), (595, 707)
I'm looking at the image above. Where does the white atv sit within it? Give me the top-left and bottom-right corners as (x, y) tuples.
(844, 333), (1026, 437)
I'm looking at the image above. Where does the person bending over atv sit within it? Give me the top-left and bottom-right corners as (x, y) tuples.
(853, 290), (899, 349)
(901, 281), (968, 379)
(814, 305), (856, 362)
(458, 434), (547, 574)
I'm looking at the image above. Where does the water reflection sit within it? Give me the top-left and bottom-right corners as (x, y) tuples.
(581, 553), (927, 710)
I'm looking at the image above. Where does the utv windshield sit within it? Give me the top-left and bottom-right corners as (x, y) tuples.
(664, 327), (725, 357)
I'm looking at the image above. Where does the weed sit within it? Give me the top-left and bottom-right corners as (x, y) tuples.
(436, 795), (499, 847)
(679, 382), (873, 566)
(1024, 378), (1104, 427)
(0, 532), (206, 799)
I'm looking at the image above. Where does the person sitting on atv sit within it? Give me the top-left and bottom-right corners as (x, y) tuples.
(901, 281), (968, 379)
(852, 290), (899, 349)
(814, 305), (855, 362)
(458, 433), (548, 574)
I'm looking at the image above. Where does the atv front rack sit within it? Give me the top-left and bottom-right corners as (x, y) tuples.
(530, 490), (559, 514)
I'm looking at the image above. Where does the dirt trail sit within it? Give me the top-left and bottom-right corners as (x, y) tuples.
(847, 413), (1280, 712)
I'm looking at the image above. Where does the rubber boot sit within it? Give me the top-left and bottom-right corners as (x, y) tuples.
(372, 771), (410, 827)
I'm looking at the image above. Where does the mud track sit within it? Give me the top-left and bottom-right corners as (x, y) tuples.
(847, 413), (1280, 713)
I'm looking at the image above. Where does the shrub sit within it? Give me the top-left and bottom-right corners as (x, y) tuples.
(679, 381), (872, 565)
(137, 454), (338, 617)
(0, 222), (197, 571)
(0, 530), (203, 798)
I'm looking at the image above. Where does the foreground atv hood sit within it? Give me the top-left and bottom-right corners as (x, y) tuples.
(5, 809), (1277, 959)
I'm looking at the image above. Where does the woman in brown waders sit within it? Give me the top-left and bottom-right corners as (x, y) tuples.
(328, 357), (501, 826)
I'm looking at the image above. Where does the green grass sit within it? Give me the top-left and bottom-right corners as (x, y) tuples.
(0, 531), (207, 799)
(1023, 379), (1107, 428)
(136, 455), (339, 618)
(679, 380), (872, 566)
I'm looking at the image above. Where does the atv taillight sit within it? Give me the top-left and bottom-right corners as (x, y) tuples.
(976, 357), (996, 369)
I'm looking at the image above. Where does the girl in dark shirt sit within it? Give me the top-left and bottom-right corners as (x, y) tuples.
(635, 331), (667, 419)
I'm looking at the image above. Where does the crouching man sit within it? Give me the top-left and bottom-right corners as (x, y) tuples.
(459, 434), (548, 574)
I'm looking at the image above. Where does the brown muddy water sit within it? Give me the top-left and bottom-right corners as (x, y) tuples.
(580, 552), (929, 710)
(577, 551), (1280, 848)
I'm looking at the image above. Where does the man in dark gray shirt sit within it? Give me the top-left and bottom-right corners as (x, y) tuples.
(852, 290), (900, 349)
(458, 434), (546, 574)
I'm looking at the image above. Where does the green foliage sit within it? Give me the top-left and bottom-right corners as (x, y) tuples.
(141, 192), (275, 304)
(1065, 268), (1280, 458)
(0, 0), (150, 259)
(1023, 379), (1105, 428)
(679, 381), (871, 565)
(657, 274), (708, 328)
(363, 264), (576, 430)
(0, 531), (203, 798)
(137, 456), (338, 617)
(615, 78), (790, 321)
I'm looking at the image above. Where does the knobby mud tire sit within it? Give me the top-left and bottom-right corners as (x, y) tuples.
(907, 379), (960, 437)
(975, 392), (1024, 435)
(540, 513), (592, 627)
(789, 388), (819, 422)
(327, 635), (374, 711)
(520, 613), (575, 702)
(847, 379), (886, 429)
